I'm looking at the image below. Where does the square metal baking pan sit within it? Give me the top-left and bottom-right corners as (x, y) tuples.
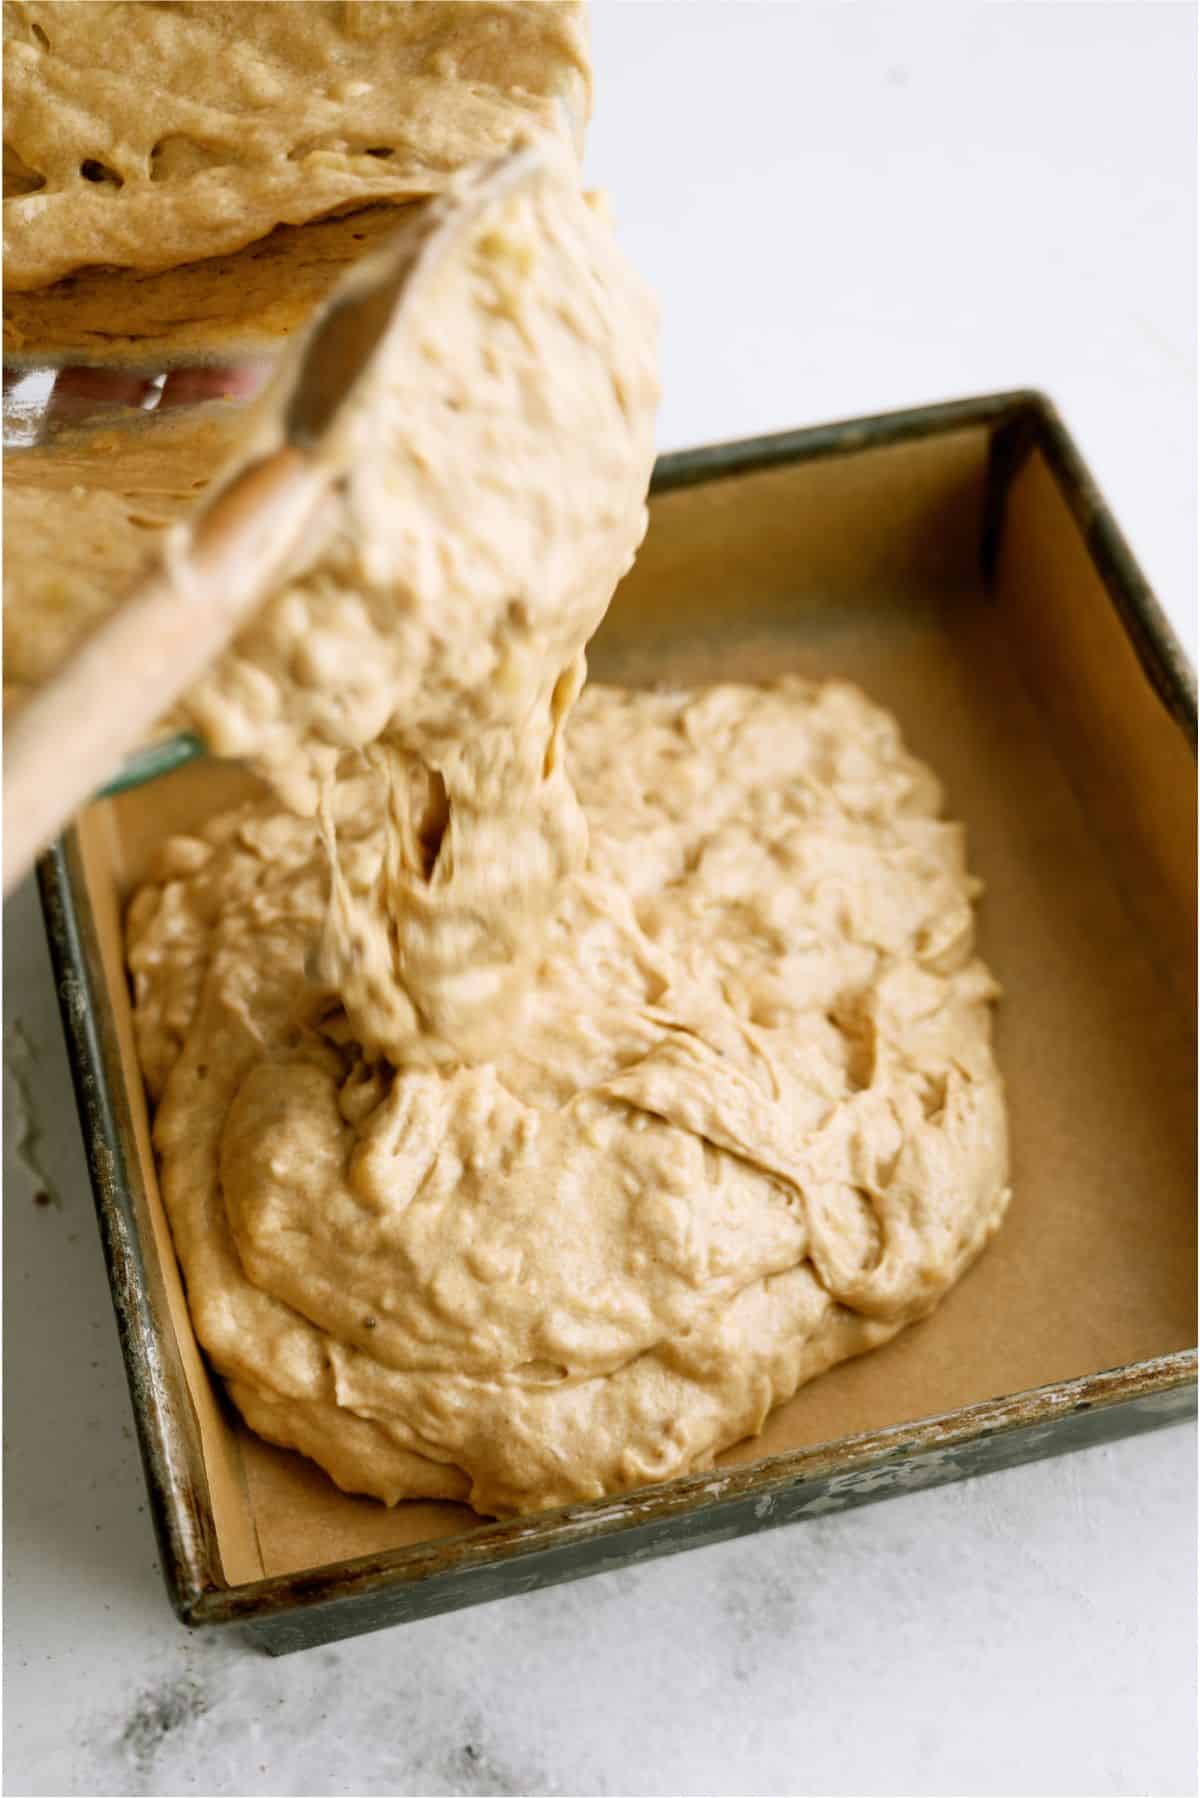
(38, 391), (1197, 1655)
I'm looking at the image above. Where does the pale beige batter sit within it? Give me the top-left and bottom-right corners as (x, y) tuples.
(128, 676), (1009, 1516)
(5, 0), (595, 704)
(8, 8), (1008, 1515)
(8, 151), (660, 1065)
(4, 1), (588, 291)
(178, 154), (659, 1064)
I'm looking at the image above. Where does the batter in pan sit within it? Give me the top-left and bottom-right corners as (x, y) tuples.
(122, 155), (1008, 1516)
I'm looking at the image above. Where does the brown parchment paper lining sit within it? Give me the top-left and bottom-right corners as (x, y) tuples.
(75, 427), (1196, 1583)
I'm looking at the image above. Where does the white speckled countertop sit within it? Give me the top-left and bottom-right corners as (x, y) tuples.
(4, 6), (1196, 1794)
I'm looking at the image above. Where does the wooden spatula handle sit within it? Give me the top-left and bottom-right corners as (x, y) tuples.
(3, 446), (324, 894)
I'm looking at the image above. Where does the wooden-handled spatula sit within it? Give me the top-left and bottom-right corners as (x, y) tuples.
(3, 145), (541, 895)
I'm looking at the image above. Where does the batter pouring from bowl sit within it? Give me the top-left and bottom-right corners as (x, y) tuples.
(122, 149), (1009, 1516)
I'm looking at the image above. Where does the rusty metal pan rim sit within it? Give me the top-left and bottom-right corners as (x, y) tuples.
(186, 1348), (1197, 1629)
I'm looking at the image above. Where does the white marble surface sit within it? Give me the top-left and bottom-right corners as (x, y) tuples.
(4, 5), (1196, 1795)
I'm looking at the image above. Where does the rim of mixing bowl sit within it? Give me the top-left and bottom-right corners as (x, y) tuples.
(100, 732), (207, 797)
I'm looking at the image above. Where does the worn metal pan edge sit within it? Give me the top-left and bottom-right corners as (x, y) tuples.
(36, 391), (1198, 1648)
